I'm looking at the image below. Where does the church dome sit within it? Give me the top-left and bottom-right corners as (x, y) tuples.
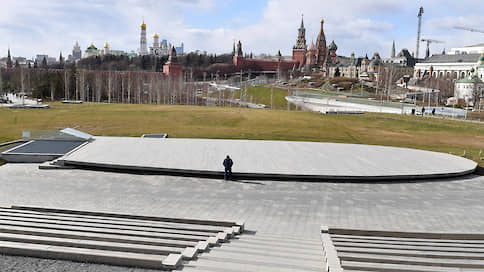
(328, 40), (338, 51)
(87, 43), (97, 50)
(153, 33), (159, 38)
(104, 42), (110, 49)
(478, 53), (484, 65)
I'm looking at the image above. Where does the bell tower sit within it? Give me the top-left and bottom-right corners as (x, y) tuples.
(139, 18), (148, 55)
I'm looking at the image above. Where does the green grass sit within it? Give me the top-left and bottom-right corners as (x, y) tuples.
(1, 102), (483, 166)
(232, 86), (292, 110)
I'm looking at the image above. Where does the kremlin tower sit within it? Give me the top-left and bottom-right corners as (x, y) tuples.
(316, 18), (327, 67)
(163, 46), (183, 78)
(292, 15), (307, 66)
(139, 19), (148, 55)
(6, 48), (12, 69)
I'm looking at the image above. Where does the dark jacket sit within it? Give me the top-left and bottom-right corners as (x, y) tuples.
(223, 158), (233, 169)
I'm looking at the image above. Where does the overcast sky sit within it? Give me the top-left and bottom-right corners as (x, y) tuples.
(2, 0), (484, 59)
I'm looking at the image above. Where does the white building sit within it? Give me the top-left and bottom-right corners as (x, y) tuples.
(453, 54), (484, 106)
(448, 43), (484, 55)
(83, 42), (129, 58)
(414, 53), (480, 79)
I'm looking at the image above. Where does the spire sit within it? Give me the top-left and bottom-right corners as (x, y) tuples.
(140, 17), (146, 30)
(391, 40), (396, 58)
(59, 51), (64, 65)
(232, 40), (236, 56)
(316, 18), (327, 67)
(6, 47), (12, 68)
(168, 46), (178, 63)
(294, 14), (307, 50)
(237, 40), (243, 57)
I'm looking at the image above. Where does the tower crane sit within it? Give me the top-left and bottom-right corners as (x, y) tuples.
(421, 39), (444, 59)
(454, 26), (484, 34)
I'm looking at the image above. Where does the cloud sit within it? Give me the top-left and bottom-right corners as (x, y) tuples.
(1, 0), (484, 60)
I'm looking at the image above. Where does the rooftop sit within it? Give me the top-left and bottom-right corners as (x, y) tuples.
(420, 53), (481, 63)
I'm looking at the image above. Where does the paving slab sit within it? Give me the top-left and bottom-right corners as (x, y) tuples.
(2, 164), (484, 271)
(57, 137), (477, 180)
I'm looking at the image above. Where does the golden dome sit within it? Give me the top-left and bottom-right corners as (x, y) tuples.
(321, 18), (324, 24)
(104, 42), (110, 49)
(153, 33), (159, 38)
(140, 19), (146, 30)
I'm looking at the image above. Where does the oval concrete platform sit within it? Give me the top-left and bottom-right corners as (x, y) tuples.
(57, 137), (478, 181)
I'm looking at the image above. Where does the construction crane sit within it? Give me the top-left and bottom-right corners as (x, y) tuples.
(454, 26), (484, 34)
(415, 7), (424, 59)
(421, 39), (444, 59)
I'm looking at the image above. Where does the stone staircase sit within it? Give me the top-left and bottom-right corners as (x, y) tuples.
(180, 232), (325, 272)
(321, 226), (484, 272)
(0, 205), (243, 270)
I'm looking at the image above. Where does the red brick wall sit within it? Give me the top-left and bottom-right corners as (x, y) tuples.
(292, 50), (306, 66)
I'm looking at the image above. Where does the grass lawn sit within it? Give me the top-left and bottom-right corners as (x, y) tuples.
(0, 102), (483, 166)
(232, 86), (292, 110)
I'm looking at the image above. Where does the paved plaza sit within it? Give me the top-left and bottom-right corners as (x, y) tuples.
(0, 163), (483, 271)
(58, 137), (477, 180)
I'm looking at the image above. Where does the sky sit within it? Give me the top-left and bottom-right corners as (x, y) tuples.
(2, 0), (484, 60)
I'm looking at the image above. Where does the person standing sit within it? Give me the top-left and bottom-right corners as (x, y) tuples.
(223, 155), (233, 181)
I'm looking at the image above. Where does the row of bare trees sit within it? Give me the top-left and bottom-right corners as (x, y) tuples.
(0, 68), (207, 106)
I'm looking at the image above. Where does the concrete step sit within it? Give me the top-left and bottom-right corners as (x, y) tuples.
(341, 260), (461, 272)
(0, 232), (189, 257)
(226, 236), (320, 251)
(0, 206), (244, 270)
(337, 245), (484, 260)
(339, 252), (484, 268)
(10, 205), (243, 230)
(0, 224), (199, 248)
(0, 213), (220, 238)
(329, 228), (484, 240)
(0, 218), (212, 243)
(331, 234), (484, 245)
(333, 241), (484, 253)
(0, 240), (182, 270)
(332, 237), (484, 249)
(181, 256), (323, 272)
(0, 208), (233, 234)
